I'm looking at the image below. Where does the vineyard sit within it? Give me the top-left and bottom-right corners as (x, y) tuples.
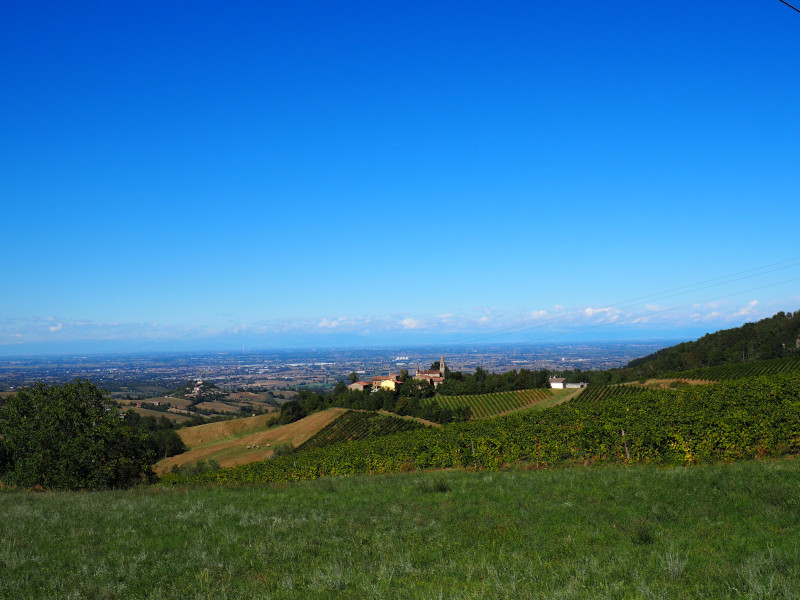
(298, 410), (427, 451)
(663, 355), (800, 382)
(162, 372), (800, 487)
(575, 384), (652, 404)
(426, 388), (561, 418)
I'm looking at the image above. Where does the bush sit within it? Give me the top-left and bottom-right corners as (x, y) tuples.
(271, 442), (295, 457)
(0, 380), (154, 490)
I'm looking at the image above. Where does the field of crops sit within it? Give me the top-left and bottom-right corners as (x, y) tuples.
(427, 388), (558, 418)
(298, 410), (427, 451)
(163, 372), (800, 487)
(665, 355), (800, 382)
(576, 384), (652, 404)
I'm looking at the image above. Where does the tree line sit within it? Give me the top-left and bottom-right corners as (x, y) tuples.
(277, 382), (471, 426)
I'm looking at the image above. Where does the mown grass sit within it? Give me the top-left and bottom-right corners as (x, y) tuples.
(2, 459), (799, 599)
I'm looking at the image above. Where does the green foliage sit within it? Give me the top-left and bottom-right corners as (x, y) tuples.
(400, 378), (436, 399)
(436, 367), (551, 395)
(427, 388), (553, 419)
(550, 310), (800, 385)
(164, 373), (800, 488)
(416, 476), (451, 493)
(169, 458), (221, 478)
(275, 386), (467, 425)
(121, 412), (187, 459)
(663, 355), (800, 382)
(0, 380), (155, 490)
(271, 442), (295, 457)
(299, 411), (427, 451)
(626, 310), (800, 374)
(5, 461), (800, 598)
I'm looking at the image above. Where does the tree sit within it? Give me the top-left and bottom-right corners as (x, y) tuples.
(399, 378), (435, 400)
(0, 380), (155, 490)
(347, 372), (360, 384)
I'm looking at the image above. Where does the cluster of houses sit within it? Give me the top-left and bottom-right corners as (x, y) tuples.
(347, 357), (448, 392)
(346, 358), (586, 393)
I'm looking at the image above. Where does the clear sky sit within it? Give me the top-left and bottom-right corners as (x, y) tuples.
(1, 1), (799, 354)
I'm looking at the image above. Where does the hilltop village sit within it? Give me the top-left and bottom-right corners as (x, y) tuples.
(348, 356), (586, 393)
(347, 356), (449, 392)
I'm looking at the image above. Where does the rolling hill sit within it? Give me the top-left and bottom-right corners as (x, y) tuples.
(626, 309), (800, 376)
(154, 408), (346, 474)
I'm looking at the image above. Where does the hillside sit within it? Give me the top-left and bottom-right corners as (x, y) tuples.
(425, 388), (575, 419)
(154, 408), (346, 474)
(165, 371), (800, 487)
(626, 310), (800, 376)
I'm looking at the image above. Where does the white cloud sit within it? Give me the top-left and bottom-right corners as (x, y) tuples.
(584, 307), (613, 317)
(316, 318), (340, 329)
(2, 297), (792, 350)
(732, 300), (758, 318)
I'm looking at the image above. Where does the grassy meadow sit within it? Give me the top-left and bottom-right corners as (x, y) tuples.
(2, 458), (799, 599)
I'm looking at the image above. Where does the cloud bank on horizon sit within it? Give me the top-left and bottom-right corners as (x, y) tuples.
(2, 297), (796, 354)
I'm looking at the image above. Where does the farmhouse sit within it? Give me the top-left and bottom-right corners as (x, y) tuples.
(347, 381), (372, 392)
(549, 377), (566, 389)
(371, 375), (402, 391)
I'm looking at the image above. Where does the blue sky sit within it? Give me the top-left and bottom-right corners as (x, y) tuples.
(1, 1), (799, 354)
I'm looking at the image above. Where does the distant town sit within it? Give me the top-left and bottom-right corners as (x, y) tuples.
(0, 341), (672, 395)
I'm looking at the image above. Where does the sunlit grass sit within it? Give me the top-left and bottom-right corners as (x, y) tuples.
(2, 458), (799, 598)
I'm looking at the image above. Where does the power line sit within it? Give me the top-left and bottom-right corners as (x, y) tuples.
(499, 274), (800, 346)
(439, 257), (800, 346)
(778, 0), (800, 14)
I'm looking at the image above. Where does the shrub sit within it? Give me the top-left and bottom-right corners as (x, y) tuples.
(0, 380), (155, 490)
(271, 442), (295, 457)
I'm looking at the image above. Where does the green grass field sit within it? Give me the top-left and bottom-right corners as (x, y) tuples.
(2, 458), (799, 599)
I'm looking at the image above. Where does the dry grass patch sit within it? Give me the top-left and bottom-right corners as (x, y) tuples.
(227, 391), (268, 401)
(193, 400), (239, 413)
(128, 407), (191, 422)
(177, 414), (277, 448)
(160, 396), (193, 408)
(154, 408), (346, 474)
